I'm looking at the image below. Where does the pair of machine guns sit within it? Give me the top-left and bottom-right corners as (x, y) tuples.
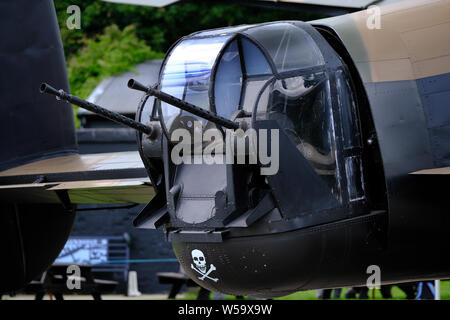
(40, 80), (240, 136)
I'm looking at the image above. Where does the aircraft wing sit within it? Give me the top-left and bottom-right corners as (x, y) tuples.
(102, 0), (380, 15)
(0, 152), (154, 204)
(410, 167), (450, 175)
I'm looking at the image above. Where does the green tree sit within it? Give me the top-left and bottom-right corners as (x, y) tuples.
(66, 24), (163, 126)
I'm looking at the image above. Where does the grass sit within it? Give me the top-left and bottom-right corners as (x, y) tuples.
(184, 281), (450, 300)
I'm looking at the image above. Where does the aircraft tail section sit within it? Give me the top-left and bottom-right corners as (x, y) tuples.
(0, 0), (78, 294)
(0, 0), (78, 172)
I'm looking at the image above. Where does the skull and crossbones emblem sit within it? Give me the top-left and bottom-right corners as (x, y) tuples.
(190, 249), (218, 282)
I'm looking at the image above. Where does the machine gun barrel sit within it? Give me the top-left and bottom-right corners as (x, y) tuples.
(127, 79), (240, 130)
(40, 83), (154, 136)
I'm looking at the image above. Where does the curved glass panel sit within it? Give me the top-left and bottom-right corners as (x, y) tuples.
(244, 23), (324, 72)
(214, 40), (242, 120)
(242, 79), (271, 113)
(214, 37), (273, 118)
(241, 38), (272, 75)
(192, 25), (251, 38)
(336, 69), (360, 149)
(256, 72), (341, 200)
(254, 80), (273, 115)
(160, 36), (231, 135)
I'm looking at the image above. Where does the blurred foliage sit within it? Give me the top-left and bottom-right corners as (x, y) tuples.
(65, 24), (163, 127)
(67, 24), (162, 99)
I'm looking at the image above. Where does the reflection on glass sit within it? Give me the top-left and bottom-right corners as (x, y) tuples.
(336, 70), (360, 149)
(244, 23), (324, 72)
(214, 40), (242, 120)
(257, 72), (341, 200)
(214, 37), (273, 118)
(160, 36), (231, 134)
(242, 80), (270, 113)
(241, 38), (272, 75)
(193, 25), (251, 38)
(345, 156), (364, 201)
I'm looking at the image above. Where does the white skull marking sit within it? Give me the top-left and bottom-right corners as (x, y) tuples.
(191, 249), (207, 273)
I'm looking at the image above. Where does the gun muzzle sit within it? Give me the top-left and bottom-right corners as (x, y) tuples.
(127, 79), (150, 94)
(40, 83), (66, 100)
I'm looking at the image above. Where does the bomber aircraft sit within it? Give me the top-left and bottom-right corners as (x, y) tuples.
(0, 0), (449, 298)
